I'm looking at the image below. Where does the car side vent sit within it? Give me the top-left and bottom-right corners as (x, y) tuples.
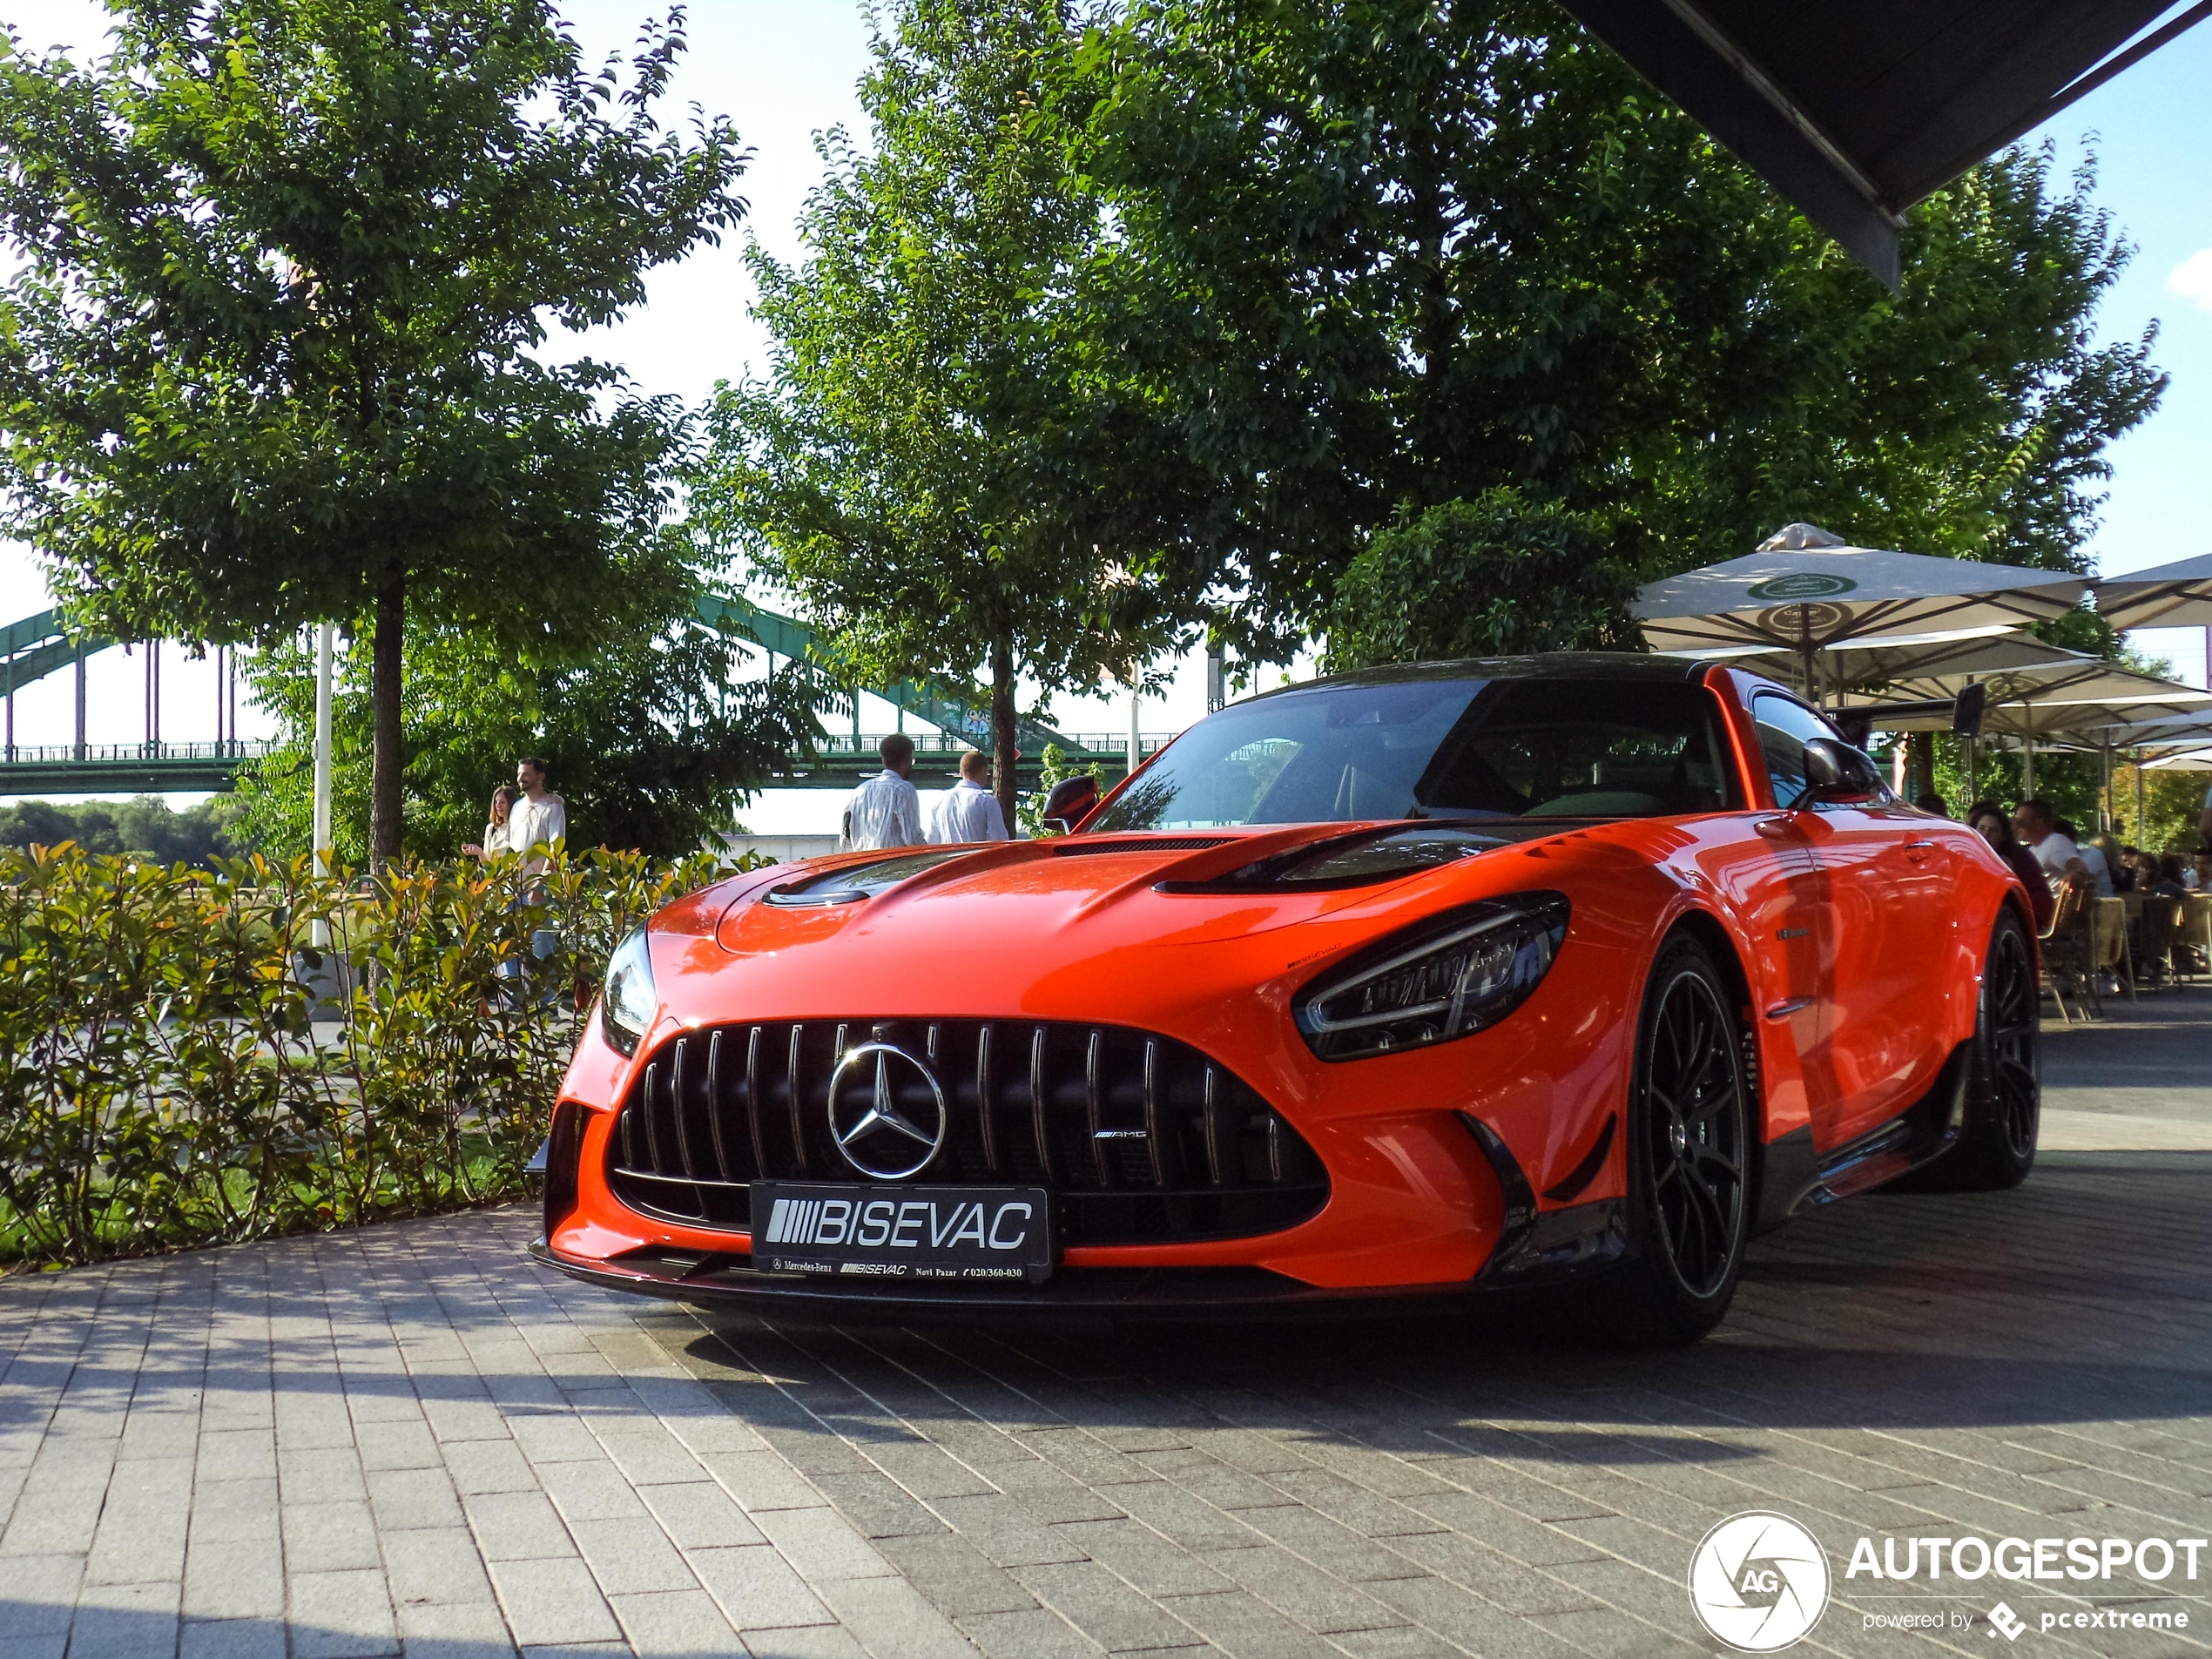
(1052, 837), (1230, 856)
(605, 1020), (1327, 1248)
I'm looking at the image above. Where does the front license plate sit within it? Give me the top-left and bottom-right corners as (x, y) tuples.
(750, 1182), (1054, 1285)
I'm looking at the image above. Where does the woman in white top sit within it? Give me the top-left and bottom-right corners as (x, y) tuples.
(462, 786), (521, 860)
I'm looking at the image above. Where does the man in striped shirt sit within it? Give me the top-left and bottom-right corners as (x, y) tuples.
(841, 733), (922, 850)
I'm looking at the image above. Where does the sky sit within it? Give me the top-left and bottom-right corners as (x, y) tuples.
(4, 1), (2212, 832)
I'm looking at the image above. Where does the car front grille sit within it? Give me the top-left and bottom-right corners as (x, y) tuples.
(605, 1020), (1329, 1246)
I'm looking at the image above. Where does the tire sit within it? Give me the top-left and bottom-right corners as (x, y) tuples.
(1576, 933), (1751, 1346)
(1924, 907), (2041, 1191)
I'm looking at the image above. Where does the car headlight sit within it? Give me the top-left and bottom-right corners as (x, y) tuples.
(1295, 893), (1568, 1061)
(600, 927), (658, 1057)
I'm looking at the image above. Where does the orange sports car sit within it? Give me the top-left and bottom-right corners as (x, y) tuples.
(532, 655), (2041, 1343)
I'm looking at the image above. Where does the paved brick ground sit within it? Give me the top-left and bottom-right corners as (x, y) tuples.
(5, 1001), (2210, 1658)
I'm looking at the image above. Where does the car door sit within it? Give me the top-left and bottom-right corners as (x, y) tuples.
(1733, 692), (1851, 1150)
(1750, 692), (1948, 1144)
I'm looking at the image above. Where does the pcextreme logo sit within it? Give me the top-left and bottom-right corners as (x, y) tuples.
(1688, 1512), (1831, 1651)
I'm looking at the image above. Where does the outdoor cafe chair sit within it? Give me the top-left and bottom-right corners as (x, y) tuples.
(2092, 895), (2135, 1004)
(2040, 881), (2098, 1023)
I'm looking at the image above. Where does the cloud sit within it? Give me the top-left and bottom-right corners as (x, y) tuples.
(2168, 250), (2212, 309)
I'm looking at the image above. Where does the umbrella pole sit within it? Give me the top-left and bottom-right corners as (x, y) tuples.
(1797, 604), (1817, 702)
(2023, 735), (2034, 798)
(2135, 750), (2146, 843)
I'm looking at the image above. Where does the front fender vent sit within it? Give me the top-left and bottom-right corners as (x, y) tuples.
(605, 1021), (1328, 1247)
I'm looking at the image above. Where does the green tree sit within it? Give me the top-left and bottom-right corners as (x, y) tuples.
(1066, 0), (2165, 651)
(0, 0), (747, 864)
(693, 0), (1211, 831)
(1325, 491), (1640, 671)
(231, 607), (822, 860)
(0, 796), (246, 865)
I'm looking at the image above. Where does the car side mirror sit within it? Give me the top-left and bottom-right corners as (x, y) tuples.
(1037, 774), (1099, 837)
(1792, 738), (1883, 809)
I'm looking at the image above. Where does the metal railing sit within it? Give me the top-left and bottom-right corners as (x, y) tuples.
(0, 738), (279, 765)
(810, 732), (1176, 759)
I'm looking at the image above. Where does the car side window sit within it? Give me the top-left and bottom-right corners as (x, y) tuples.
(1752, 693), (1842, 806)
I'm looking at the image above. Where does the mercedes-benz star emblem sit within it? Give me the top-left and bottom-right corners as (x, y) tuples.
(825, 1042), (948, 1181)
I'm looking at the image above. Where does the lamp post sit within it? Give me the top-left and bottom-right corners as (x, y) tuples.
(310, 621), (334, 948)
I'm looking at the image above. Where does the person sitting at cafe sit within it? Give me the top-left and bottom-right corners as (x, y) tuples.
(2013, 799), (2094, 900)
(1968, 800), (2055, 932)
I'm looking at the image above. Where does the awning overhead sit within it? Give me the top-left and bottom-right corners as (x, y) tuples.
(1552, 0), (2212, 287)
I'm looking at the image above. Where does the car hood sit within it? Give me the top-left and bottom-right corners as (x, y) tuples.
(640, 822), (1587, 1032)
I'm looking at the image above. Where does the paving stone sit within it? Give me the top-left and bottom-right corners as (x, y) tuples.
(183, 1537), (285, 1622)
(808, 1572), (978, 1659)
(394, 1598), (519, 1656)
(687, 1542), (835, 1630)
(639, 1480), (767, 1550)
(287, 1567), (399, 1659)
(178, 1617), (291, 1659)
(1151, 1589), (1348, 1659)
(876, 1532), (1041, 1617)
(366, 1465), (464, 1531)
(752, 1506), (894, 1581)
(1011, 1560), (1208, 1652)
(606, 1587), (741, 1656)
(954, 1606), (1109, 1658)
(488, 1555), (622, 1647)
(465, 1492), (579, 1562)
(381, 1526), (498, 1607)
(65, 1578), (181, 1659)
(442, 1439), (541, 1497)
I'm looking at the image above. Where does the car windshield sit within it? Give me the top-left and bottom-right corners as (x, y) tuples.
(1090, 677), (1741, 832)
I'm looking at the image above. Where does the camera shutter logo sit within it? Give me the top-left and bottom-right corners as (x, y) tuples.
(826, 1042), (948, 1180)
(1687, 1512), (1831, 1652)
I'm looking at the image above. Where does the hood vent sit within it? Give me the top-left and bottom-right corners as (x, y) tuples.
(1052, 837), (1229, 857)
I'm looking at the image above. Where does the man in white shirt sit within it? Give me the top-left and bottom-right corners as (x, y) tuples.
(843, 733), (922, 851)
(2058, 818), (2115, 898)
(2013, 798), (2090, 894)
(509, 756), (567, 867)
(927, 750), (1011, 844)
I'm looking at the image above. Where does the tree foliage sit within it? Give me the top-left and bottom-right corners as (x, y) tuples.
(232, 610), (822, 860)
(0, 0), (747, 860)
(0, 796), (247, 867)
(1325, 492), (1640, 671)
(1065, 0), (2166, 654)
(692, 0), (1211, 828)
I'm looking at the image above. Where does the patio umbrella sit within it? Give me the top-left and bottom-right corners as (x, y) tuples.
(1851, 662), (2212, 797)
(2145, 748), (2212, 772)
(2091, 553), (2212, 631)
(1727, 626), (2087, 694)
(1634, 523), (2089, 697)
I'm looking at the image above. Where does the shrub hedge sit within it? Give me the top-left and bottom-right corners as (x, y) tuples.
(0, 840), (745, 1267)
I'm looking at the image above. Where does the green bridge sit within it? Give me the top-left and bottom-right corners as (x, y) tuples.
(1, 598), (1166, 793)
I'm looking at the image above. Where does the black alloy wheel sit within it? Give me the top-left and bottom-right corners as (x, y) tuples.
(1926, 907), (2041, 1190)
(1644, 961), (1748, 1297)
(1577, 933), (1750, 1345)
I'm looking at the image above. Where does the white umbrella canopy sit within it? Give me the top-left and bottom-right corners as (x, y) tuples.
(1747, 626), (2087, 692)
(1831, 654), (2203, 732)
(2145, 748), (2212, 772)
(2091, 552), (2212, 632)
(1633, 524), (2090, 689)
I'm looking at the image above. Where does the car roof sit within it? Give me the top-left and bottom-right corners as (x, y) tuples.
(1240, 652), (1711, 703)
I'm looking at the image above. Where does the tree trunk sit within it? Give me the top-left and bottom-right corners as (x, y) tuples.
(368, 566), (406, 869)
(989, 636), (1018, 837)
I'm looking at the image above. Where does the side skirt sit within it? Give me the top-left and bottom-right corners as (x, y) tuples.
(1750, 1042), (1970, 1232)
